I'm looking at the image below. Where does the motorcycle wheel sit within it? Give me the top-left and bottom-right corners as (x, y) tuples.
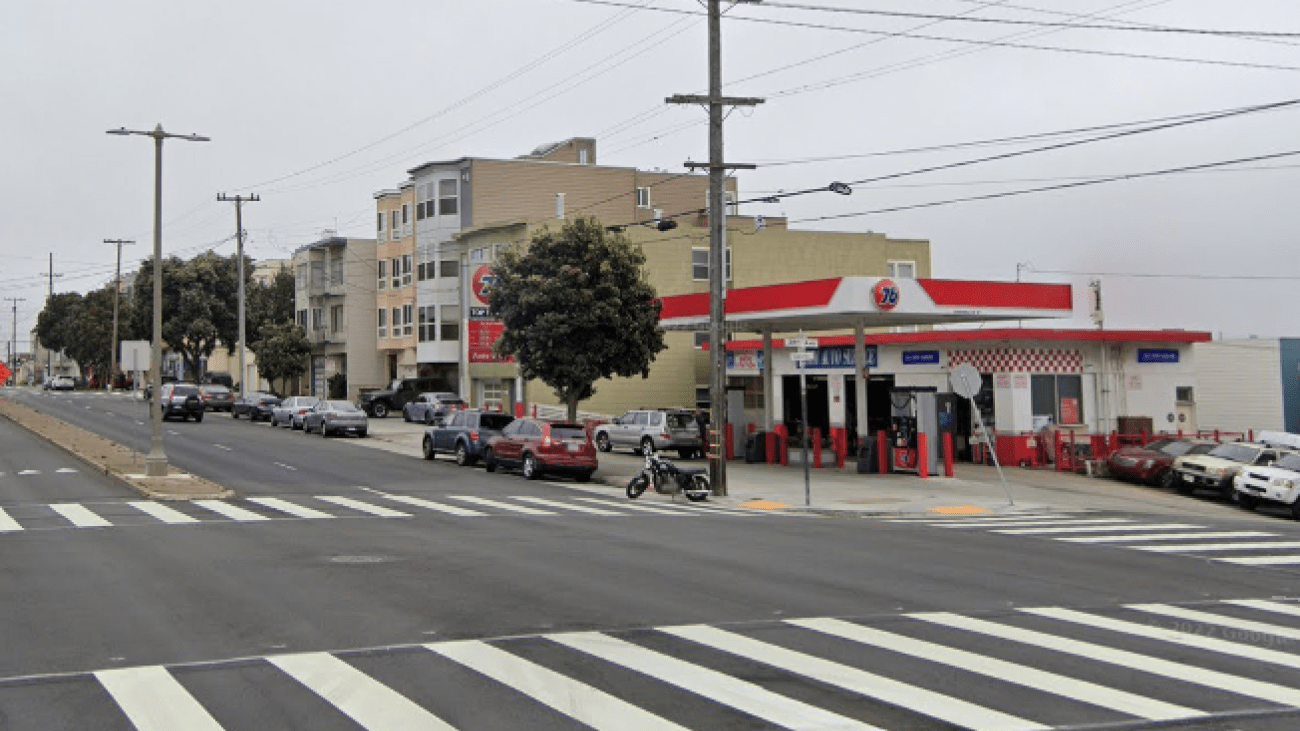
(684, 474), (710, 502)
(626, 475), (649, 499)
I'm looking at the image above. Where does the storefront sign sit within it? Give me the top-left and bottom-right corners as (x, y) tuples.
(468, 320), (513, 363)
(1138, 348), (1179, 363)
(902, 350), (939, 365)
(806, 345), (877, 369)
(471, 265), (496, 306)
(1060, 397), (1080, 425)
(872, 278), (900, 311)
(726, 350), (764, 371)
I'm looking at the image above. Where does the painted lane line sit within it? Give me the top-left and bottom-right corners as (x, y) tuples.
(665, 624), (1050, 731)
(270, 652), (456, 731)
(916, 611), (1300, 707)
(1219, 555), (1300, 566)
(993, 523), (1200, 535)
(376, 494), (486, 517)
(136, 421), (145, 426)
(1133, 541), (1300, 553)
(213, 444), (233, 451)
(664, 502), (763, 517)
(928, 518), (1135, 528)
(194, 500), (271, 522)
(248, 497), (335, 520)
(571, 497), (690, 515)
(315, 496), (410, 518)
(50, 503), (112, 528)
(166, 430), (180, 436)
(1226, 599), (1300, 618)
(0, 507), (23, 532)
(790, 617), (1201, 722)
(17, 470), (39, 476)
(272, 462), (298, 471)
(447, 495), (555, 516)
(1059, 531), (1277, 543)
(96, 666), (225, 731)
(1127, 603), (1300, 643)
(428, 641), (690, 731)
(510, 496), (630, 516)
(55, 468), (78, 474)
(553, 631), (883, 730)
(129, 501), (200, 525)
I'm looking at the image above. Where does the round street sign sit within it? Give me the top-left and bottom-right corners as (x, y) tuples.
(949, 363), (982, 399)
(471, 265), (496, 305)
(872, 278), (899, 310)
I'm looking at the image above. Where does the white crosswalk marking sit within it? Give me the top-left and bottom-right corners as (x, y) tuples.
(377, 494), (487, 517)
(247, 497), (334, 520)
(0, 507), (23, 532)
(916, 611), (1300, 707)
(270, 652), (456, 731)
(194, 500), (271, 522)
(1220, 554), (1300, 566)
(55, 468), (78, 473)
(1127, 603), (1300, 643)
(1133, 541), (1300, 553)
(314, 496), (410, 518)
(511, 496), (629, 515)
(663, 624), (1050, 731)
(96, 666), (226, 731)
(429, 641), (692, 731)
(993, 523), (1200, 535)
(448, 495), (555, 515)
(129, 501), (199, 524)
(17, 470), (39, 476)
(551, 631), (885, 731)
(789, 617), (1203, 722)
(572, 496), (689, 515)
(932, 518), (1135, 528)
(50, 503), (112, 528)
(1226, 599), (1300, 618)
(1060, 531), (1277, 543)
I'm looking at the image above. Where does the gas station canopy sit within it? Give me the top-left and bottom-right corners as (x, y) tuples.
(658, 277), (1073, 332)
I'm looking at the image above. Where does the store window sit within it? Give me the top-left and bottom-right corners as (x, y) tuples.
(1031, 374), (1084, 426)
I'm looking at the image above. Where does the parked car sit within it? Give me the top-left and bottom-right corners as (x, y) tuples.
(143, 374), (178, 400)
(1172, 441), (1291, 500)
(159, 383), (205, 422)
(1106, 438), (1215, 487)
(302, 400), (369, 437)
(422, 410), (514, 466)
(403, 392), (465, 425)
(271, 396), (320, 429)
(484, 418), (597, 481)
(201, 371), (234, 388)
(198, 385), (234, 412)
(358, 377), (454, 418)
(47, 375), (76, 391)
(1233, 451), (1300, 519)
(592, 409), (701, 458)
(231, 392), (282, 422)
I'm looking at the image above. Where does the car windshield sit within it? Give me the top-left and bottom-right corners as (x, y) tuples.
(388, 380), (403, 391)
(1186, 443), (1216, 456)
(1206, 443), (1258, 463)
(480, 414), (514, 430)
(329, 401), (362, 412)
(1158, 441), (1199, 457)
(550, 424), (587, 440)
(1272, 454), (1300, 472)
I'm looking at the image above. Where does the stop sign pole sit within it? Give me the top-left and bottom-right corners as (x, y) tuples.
(789, 332), (818, 506)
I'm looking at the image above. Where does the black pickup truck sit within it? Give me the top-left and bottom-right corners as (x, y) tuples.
(422, 410), (515, 466)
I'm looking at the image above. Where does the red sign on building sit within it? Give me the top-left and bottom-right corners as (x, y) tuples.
(469, 320), (513, 363)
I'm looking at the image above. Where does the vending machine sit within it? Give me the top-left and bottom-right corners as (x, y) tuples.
(887, 386), (941, 474)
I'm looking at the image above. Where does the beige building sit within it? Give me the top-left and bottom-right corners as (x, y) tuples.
(374, 184), (418, 383)
(293, 236), (385, 401)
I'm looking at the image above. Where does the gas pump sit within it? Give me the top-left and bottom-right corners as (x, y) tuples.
(888, 386), (941, 474)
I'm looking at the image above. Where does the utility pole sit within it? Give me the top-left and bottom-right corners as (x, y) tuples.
(104, 239), (135, 388)
(217, 193), (259, 399)
(45, 254), (62, 379)
(667, 0), (764, 496)
(5, 298), (23, 386)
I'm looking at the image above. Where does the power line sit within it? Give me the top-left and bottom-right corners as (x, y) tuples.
(1027, 268), (1300, 281)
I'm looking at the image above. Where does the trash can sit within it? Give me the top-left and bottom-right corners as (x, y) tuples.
(857, 438), (878, 473)
(744, 432), (767, 463)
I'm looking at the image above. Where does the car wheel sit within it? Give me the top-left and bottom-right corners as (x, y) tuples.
(484, 448), (496, 473)
(1157, 469), (1175, 489)
(455, 443), (472, 467)
(596, 433), (611, 452)
(1175, 478), (1194, 495)
(575, 470), (593, 483)
(522, 453), (541, 480)
(371, 402), (388, 419)
(403, 410), (412, 423)
(320, 424), (330, 437)
(1238, 494), (1259, 511)
(640, 437), (654, 456)
(358, 430), (367, 438)
(423, 437), (436, 460)
(231, 410), (239, 419)
(194, 413), (203, 423)
(1291, 500), (1300, 521)
(425, 412), (435, 426)
(678, 449), (693, 460)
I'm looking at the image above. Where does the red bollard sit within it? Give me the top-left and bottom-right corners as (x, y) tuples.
(1214, 429), (1220, 443)
(812, 428), (822, 468)
(766, 431), (777, 465)
(531, 404), (537, 418)
(515, 402), (524, 418)
(836, 428), (847, 469)
(725, 423), (734, 461)
(1249, 429), (1254, 442)
(1054, 431), (1063, 472)
(877, 430), (888, 474)
(943, 432), (954, 477)
(918, 433), (929, 478)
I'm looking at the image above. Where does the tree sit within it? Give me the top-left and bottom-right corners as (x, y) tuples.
(488, 216), (667, 421)
(127, 252), (245, 380)
(63, 287), (119, 382)
(247, 268), (296, 345)
(250, 322), (311, 396)
(34, 292), (84, 357)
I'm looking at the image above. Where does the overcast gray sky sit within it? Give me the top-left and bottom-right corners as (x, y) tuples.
(3, 0), (1297, 351)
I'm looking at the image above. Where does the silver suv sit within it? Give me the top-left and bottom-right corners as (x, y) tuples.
(594, 409), (701, 458)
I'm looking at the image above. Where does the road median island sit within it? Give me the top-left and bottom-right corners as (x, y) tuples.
(0, 394), (232, 501)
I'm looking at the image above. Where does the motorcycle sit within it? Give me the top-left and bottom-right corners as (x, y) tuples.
(626, 450), (711, 502)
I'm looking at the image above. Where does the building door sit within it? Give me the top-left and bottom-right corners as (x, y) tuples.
(1175, 402), (1198, 434)
(478, 379), (508, 412)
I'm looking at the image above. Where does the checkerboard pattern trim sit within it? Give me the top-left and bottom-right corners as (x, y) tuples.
(947, 348), (1082, 374)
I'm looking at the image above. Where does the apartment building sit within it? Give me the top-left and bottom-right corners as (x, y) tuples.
(292, 236), (384, 401)
(374, 184), (418, 383)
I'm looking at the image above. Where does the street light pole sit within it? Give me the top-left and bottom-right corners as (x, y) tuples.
(104, 239), (135, 389)
(107, 124), (209, 478)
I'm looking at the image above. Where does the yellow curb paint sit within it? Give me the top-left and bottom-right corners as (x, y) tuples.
(740, 499), (792, 511)
(928, 505), (990, 515)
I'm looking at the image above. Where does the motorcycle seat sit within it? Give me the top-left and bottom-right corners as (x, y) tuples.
(676, 467), (708, 475)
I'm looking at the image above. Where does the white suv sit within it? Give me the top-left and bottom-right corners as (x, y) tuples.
(1173, 441), (1289, 501)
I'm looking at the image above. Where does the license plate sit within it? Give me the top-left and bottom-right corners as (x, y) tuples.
(567, 442), (580, 452)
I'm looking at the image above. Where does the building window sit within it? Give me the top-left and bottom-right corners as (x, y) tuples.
(440, 259), (459, 278)
(691, 247), (732, 282)
(578, 147), (589, 165)
(377, 259), (387, 290)
(887, 260), (916, 279)
(295, 264), (307, 289)
(555, 192), (565, 220)
(390, 211), (399, 240)
(391, 307), (402, 337)
(418, 305), (437, 342)
(296, 309), (307, 329)
(330, 305), (343, 333)
(1031, 374), (1084, 426)
(402, 255), (413, 286)
(310, 261), (326, 288)
(391, 257), (401, 289)
(693, 332), (709, 348)
(636, 186), (650, 208)
(438, 179), (458, 216)
(1176, 386), (1195, 403)
(377, 309), (387, 339)
(402, 304), (413, 337)
(329, 258), (343, 285)
(440, 305), (460, 341)
(311, 308), (324, 331)
(401, 203), (409, 225)
(377, 211), (385, 234)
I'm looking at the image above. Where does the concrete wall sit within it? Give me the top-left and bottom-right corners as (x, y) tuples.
(1194, 339), (1285, 434)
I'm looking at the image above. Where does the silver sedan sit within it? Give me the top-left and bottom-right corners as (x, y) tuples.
(271, 396), (320, 429)
(302, 400), (369, 438)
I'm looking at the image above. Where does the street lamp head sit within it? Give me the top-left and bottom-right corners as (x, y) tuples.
(106, 128), (133, 136)
(183, 134), (211, 142)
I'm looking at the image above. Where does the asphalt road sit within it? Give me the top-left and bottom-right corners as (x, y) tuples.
(3, 388), (1300, 730)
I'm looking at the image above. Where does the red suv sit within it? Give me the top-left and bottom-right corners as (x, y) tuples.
(484, 418), (597, 482)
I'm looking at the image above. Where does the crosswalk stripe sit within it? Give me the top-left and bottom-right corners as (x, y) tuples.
(248, 497), (335, 520)
(1226, 599), (1300, 618)
(1127, 603), (1300, 643)
(96, 666), (225, 731)
(931, 518), (1135, 528)
(1133, 541), (1300, 553)
(428, 641), (691, 731)
(1219, 555), (1300, 566)
(447, 495), (555, 515)
(917, 612), (1300, 707)
(511, 496), (629, 515)
(993, 523), (1200, 535)
(194, 500), (271, 522)
(663, 624), (1050, 731)
(0, 507), (23, 532)
(1060, 531), (1277, 543)
(572, 497), (689, 515)
(315, 496), (411, 518)
(665, 502), (762, 517)
(378, 494), (487, 517)
(269, 652), (456, 731)
(129, 501), (200, 524)
(790, 618), (1202, 722)
(885, 513), (1076, 523)
(50, 503), (112, 528)
(551, 631), (884, 731)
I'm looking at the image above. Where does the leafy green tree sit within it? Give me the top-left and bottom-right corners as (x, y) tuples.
(489, 216), (667, 421)
(63, 287), (119, 382)
(251, 322), (311, 396)
(34, 292), (84, 357)
(248, 268), (296, 345)
(127, 252), (245, 380)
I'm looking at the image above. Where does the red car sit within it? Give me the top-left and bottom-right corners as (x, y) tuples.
(1107, 439), (1214, 487)
(484, 418), (598, 482)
